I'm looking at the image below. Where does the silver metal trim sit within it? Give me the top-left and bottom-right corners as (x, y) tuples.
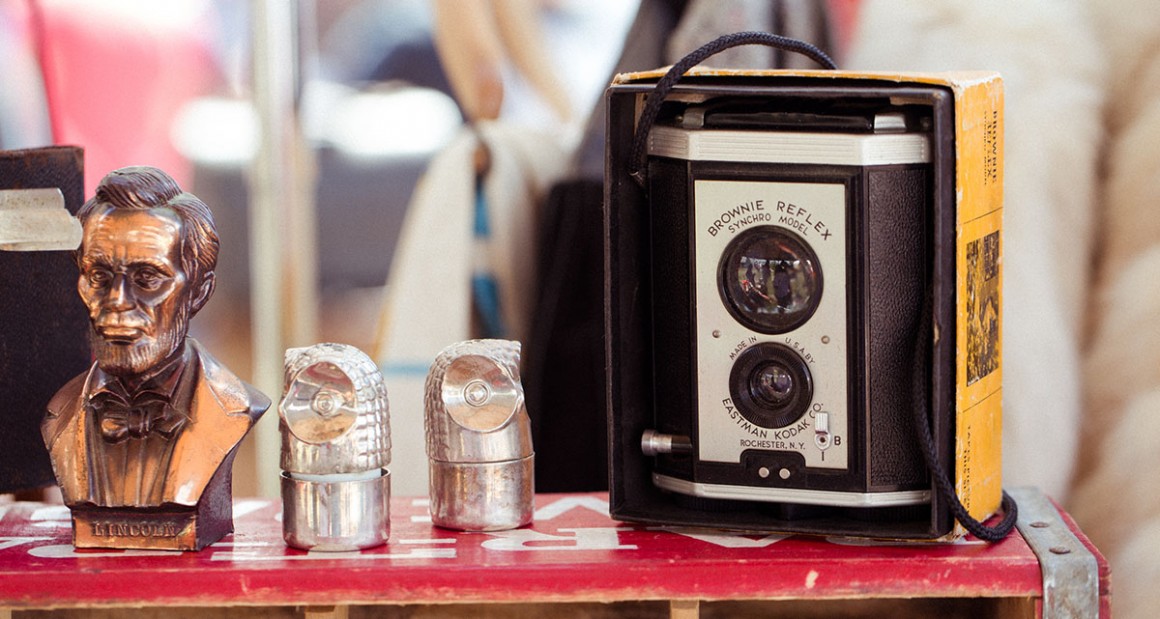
(1010, 486), (1100, 619)
(652, 473), (930, 508)
(648, 125), (930, 166)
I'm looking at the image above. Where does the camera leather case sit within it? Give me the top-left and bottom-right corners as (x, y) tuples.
(605, 69), (1004, 540)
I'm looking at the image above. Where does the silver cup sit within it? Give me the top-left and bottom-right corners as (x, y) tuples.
(280, 343), (391, 550)
(425, 339), (534, 531)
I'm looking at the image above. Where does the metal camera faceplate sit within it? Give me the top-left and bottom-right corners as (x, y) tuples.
(693, 178), (849, 471)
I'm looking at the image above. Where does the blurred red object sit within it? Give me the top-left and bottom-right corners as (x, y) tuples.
(27, 0), (220, 195)
(827, 0), (862, 60)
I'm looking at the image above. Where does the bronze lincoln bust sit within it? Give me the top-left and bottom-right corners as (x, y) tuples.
(42, 166), (268, 550)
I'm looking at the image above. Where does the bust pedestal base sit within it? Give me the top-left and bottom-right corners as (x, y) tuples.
(67, 447), (237, 551)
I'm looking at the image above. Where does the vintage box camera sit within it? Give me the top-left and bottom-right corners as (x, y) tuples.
(605, 69), (1005, 540)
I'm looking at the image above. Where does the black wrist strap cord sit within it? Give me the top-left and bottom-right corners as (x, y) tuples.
(913, 290), (1018, 542)
(630, 31), (1017, 542)
(628, 31), (836, 187)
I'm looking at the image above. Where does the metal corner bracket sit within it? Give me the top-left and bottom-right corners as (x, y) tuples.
(1009, 486), (1099, 619)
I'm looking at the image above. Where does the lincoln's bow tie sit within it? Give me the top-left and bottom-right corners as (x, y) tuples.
(90, 388), (184, 443)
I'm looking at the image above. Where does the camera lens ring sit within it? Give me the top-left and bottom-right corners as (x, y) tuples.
(729, 343), (813, 429)
(718, 226), (823, 335)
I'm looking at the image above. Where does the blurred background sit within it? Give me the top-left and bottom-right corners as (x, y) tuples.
(5, 0), (1160, 616)
(1, 0), (857, 500)
(0, 0), (643, 498)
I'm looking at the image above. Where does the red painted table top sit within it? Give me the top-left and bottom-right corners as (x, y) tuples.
(0, 492), (1099, 609)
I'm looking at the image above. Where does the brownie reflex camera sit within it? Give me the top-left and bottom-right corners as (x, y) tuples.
(605, 64), (1007, 540)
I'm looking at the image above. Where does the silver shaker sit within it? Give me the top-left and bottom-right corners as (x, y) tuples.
(280, 343), (391, 550)
(424, 339), (534, 531)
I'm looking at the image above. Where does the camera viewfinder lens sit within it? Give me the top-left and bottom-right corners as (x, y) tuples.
(719, 226), (822, 334)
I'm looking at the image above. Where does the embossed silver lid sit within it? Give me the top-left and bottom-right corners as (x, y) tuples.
(280, 343), (390, 476)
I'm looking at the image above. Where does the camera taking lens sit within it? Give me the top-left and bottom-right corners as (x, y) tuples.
(751, 361), (795, 407)
(729, 343), (813, 429)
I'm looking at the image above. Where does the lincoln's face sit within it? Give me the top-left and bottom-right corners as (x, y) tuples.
(78, 205), (191, 378)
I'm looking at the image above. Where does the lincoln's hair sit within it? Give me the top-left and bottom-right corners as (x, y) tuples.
(76, 166), (219, 291)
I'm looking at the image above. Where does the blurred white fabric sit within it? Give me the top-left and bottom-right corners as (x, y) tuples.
(846, 0), (1107, 503)
(375, 121), (565, 496)
(851, 2), (1160, 616)
(1068, 2), (1160, 617)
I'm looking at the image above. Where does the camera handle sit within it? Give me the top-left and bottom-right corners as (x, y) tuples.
(628, 31), (837, 188)
(913, 290), (1018, 542)
(629, 31), (1018, 541)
